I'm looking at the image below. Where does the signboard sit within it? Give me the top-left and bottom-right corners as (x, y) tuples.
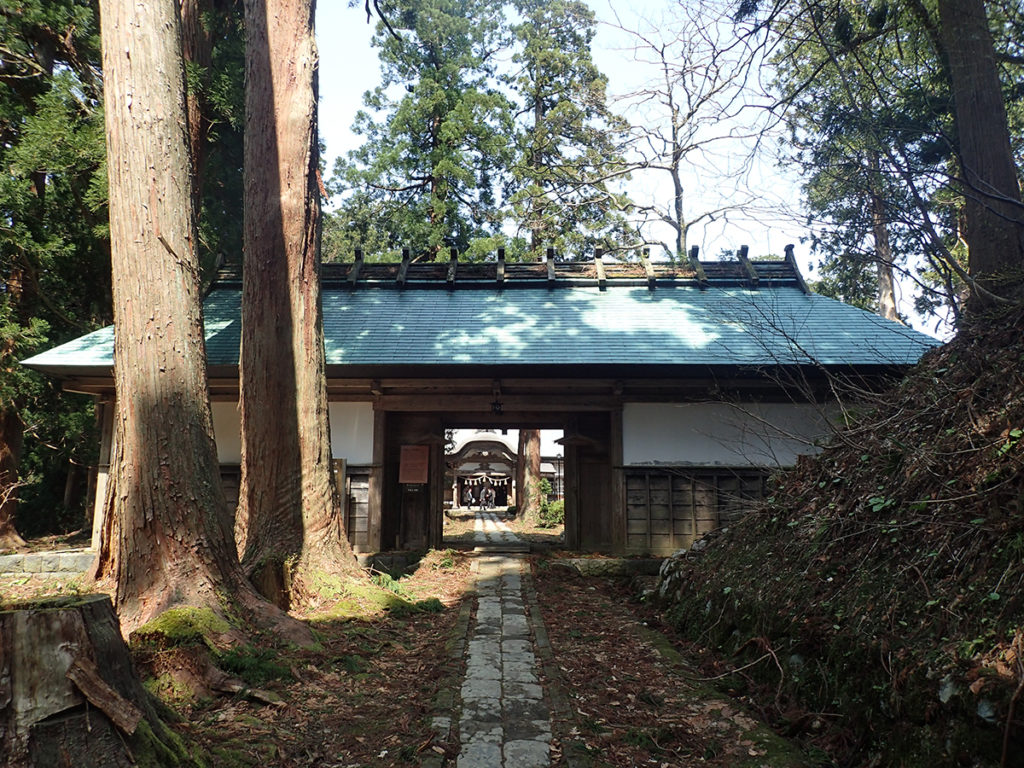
(399, 445), (429, 484)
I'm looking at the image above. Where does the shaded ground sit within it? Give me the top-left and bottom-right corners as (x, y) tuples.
(533, 561), (808, 767)
(0, 546), (811, 767)
(0, 526), (90, 555)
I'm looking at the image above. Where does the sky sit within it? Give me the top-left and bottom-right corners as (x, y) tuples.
(314, 0), (813, 262)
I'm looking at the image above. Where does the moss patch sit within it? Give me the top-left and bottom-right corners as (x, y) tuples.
(133, 607), (232, 648)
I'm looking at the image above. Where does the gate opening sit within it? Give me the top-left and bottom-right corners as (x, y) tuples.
(442, 427), (564, 550)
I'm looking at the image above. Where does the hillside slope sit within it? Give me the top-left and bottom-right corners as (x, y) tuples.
(656, 311), (1024, 766)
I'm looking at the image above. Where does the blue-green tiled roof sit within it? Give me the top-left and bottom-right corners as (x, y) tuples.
(23, 281), (939, 374)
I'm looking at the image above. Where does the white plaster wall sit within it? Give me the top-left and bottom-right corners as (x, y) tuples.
(211, 401), (242, 464)
(622, 402), (833, 467)
(210, 400), (374, 464)
(329, 401), (374, 464)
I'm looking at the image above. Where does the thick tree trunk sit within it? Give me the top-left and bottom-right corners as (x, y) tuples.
(239, 0), (355, 605)
(95, 0), (309, 643)
(870, 185), (901, 323)
(0, 407), (26, 549)
(516, 429), (542, 522)
(0, 595), (190, 767)
(937, 0), (1024, 312)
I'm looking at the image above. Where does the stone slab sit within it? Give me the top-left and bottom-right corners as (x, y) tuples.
(504, 739), (550, 768)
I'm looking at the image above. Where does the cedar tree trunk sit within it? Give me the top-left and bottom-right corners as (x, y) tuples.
(516, 429), (542, 521)
(238, 0), (355, 604)
(937, 0), (1024, 312)
(95, 0), (309, 643)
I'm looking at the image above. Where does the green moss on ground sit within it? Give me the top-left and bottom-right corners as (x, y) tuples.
(133, 606), (232, 648)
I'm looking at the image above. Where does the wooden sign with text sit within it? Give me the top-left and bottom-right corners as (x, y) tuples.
(399, 445), (429, 484)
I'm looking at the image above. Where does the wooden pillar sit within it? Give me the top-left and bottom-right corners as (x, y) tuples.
(366, 409), (386, 553)
(90, 398), (115, 550)
(610, 406), (626, 554)
(563, 446), (579, 550)
(430, 439), (444, 549)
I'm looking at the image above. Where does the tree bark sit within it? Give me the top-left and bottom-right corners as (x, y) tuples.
(95, 0), (309, 643)
(238, 0), (355, 605)
(936, 0), (1024, 312)
(516, 429), (542, 522)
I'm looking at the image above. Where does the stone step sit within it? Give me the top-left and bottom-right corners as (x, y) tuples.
(0, 549), (94, 576)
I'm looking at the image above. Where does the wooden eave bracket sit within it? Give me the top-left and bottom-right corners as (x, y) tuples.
(545, 247), (556, 286)
(737, 244), (759, 289)
(594, 249), (607, 290)
(640, 247), (656, 290)
(688, 245), (708, 288)
(447, 247), (458, 288)
(785, 244), (811, 294)
(397, 248), (411, 288)
(347, 248), (363, 289)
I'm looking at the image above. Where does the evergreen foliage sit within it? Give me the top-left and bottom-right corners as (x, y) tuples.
(768, 0), (1024, 325)
(329, 0), (513, 260)
(1, 0), (107, 537)
(505, 0), (635, 258)
(326, 0), (637, 262)
(1, 0), (247, 537)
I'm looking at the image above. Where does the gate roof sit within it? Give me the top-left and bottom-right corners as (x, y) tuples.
(22, 256), (940, 377)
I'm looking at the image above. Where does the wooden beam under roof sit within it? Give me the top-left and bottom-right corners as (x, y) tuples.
(737, 244), (759, 288)
(595, 248), (607, 289)
(546, 247), (556, 285)
(497, 247), (505, 285)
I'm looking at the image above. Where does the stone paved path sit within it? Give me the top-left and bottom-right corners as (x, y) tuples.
(456, 518), (551, 767)
(471, 508), (522, 549)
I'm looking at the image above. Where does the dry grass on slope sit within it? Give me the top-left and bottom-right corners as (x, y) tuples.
(657, 310), (1024, 767)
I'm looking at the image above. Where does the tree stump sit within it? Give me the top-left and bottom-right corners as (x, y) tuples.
(0, 594), (192, 767)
